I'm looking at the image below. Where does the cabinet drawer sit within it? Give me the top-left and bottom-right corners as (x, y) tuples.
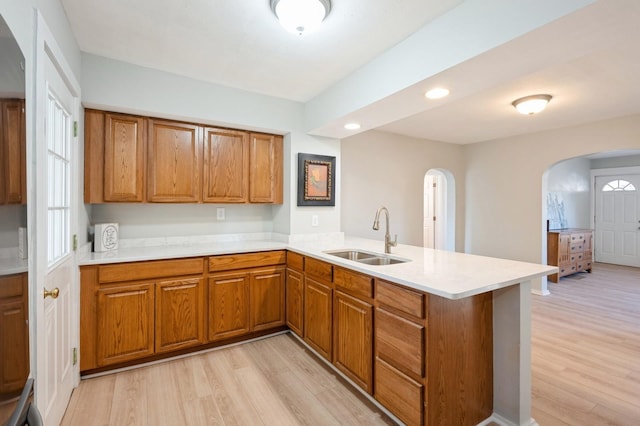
(375, 358), (423, 426)
(99, 258), (204, 283)
(286, 251), (304, 271)
(376, 308), (424, 380)
(0, 274), (24, 298)
(334, 267), (373, 299)
(305, 257), (333, 283)
(376, 279), (425, 320)
(571, 233), (585, 242)
(570, 243), (583, 253)
(209, 250), (285, 272)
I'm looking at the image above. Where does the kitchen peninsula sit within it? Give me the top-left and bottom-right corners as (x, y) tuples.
(78, 234), (556, 426)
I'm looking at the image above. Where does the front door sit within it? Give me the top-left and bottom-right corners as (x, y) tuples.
(34, 29), (79, 425)
(594, 174), (640, 267)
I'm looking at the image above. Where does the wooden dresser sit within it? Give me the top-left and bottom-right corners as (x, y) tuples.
(547, 229), (593, 282)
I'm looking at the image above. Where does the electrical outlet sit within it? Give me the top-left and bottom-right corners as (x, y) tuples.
(312, 215), (319, 227)
(217, 207), (225, 220)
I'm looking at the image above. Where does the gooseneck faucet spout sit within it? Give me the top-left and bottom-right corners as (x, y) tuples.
(372, 206), (397, 254)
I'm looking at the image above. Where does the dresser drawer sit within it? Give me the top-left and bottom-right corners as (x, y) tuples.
(334, 267), (373, 299)
(375, 279), (425, 320)
(570, 243), (583, 253)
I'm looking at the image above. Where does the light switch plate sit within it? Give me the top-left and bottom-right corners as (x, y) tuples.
(217, 207), (225, 220)
(312, 215), (319, 227)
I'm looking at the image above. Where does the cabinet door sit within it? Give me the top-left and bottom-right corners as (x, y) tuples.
(375, 358), (424, 426)
(148, 120), (202, 202)
(303, 277), (333, 361)
(97, 282), (155, 366)
(155, 277), (205, 353)
(0, 274), (28, 394)
(250, 266), (285, 332)
(333, 290), (373, 393)
(1, 100), (26, 204)
(285, 268), (304, 337)
(203, 128), (248, 203)
(208, 272), (250, 341)
(249, 133), (282, 204)
(104, 113), (146, 202)
(558, 233), (571, 264)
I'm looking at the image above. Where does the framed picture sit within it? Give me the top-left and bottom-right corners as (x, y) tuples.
(297, 153), (336, 206)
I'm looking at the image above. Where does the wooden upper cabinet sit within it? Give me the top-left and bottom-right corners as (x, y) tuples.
(1, 100), (26, 204)
(203, 128), (248, 203)
(103, 113), (146, 202)
(249, 133), (283, 204)
(148, 120), (202, 202)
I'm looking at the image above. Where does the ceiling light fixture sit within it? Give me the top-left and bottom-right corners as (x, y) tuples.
(425, 87), (450, 99)
(512, 94), (552, 115)
(344, 122), (361, 130)
(270, 0), (331, 35)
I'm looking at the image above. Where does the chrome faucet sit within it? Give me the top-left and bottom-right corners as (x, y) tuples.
(372, 206), (397, 254)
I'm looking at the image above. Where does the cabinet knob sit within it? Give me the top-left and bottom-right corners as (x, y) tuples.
(43, 287), (60, 299)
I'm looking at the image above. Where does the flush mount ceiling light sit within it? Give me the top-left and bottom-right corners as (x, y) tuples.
(425, 87), (450, 99)
(344, 122), (361, 130)
(270, 0), (331, 35)
(512, 94), (552, 115)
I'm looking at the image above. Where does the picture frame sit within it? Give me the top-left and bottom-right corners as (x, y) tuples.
(297, 153), (336, 206)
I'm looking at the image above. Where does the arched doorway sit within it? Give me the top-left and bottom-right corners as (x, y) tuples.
(423, 169), (455, 250)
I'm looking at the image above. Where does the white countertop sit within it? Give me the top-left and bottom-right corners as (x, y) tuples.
(0, 257), (28, 276)
(77, 234), (556, 300)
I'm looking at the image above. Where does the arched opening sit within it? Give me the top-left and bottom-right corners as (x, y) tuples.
(423, 169), (455, 250)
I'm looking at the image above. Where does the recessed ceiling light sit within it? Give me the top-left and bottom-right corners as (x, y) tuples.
(344, 123), (361, 130)
(425, 87), (450, 99)
(512, 94), (552, 115)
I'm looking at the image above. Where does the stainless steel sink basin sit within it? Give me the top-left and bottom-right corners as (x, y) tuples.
(323, 249), (410, 266)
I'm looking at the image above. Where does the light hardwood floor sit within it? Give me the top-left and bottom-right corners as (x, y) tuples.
(532, 262), (640, 425)
(62, 334), (393, 426)
(62, 262), (639, 426)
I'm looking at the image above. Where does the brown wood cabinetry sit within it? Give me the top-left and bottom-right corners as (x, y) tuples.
(0, 273), (29, 395)
(148, 120), (202, 203)
(1, 99), (26, 204)
(547, 229), (593, 282)
(303, 257), (334, 361)
(249, 133), (283, 203)
(155, 277), (205, 353)
(285, 251), (304, 337)
(208, 251), (286, 341)
(104, 112), (146, 202)
(84, 109), (283, 204)
(97, 282), (155, 366)
(80, 258), (206, 371)
(203, 128), (248, 203)
(333, 290), (373, 393)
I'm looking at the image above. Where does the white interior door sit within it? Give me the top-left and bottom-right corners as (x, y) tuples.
(423, 173), (446, 249)
(594, 174), (640, 267)
(35, 24), (79, 425)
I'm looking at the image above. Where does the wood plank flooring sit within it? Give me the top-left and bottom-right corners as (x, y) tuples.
(62, 262), (640, 426)
(62, 334), (393, 426)
(532, 262), (640, 425)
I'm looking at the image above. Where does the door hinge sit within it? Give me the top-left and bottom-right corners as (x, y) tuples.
(73, 347), (78, 366)
(433, 182), (437, 188)
(433, 216), (436, 221)
(73, 121), (78, 137)
(72, 234), (78, 251)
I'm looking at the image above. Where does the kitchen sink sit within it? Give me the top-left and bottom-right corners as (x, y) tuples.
(323, 249), (410, 265)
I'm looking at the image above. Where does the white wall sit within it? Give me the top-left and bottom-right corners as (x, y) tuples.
(340, 130), (465, 249)
(80, 54), (341, 240)
(546, 157), (591, 229)
(591, 153), (640, 169)
(464, 114), (640, 264)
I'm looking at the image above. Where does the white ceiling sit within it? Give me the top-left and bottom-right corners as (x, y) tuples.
(60, 0), (640, 145)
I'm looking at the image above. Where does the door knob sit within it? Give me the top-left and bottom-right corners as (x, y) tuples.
(43, 287), (60, 299)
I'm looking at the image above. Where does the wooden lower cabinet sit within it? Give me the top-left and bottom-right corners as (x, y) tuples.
(97, 282), (155, 366)
(208, 271), (250, 341)
(375, 357), (424, 426)
(155, 277), (205, 353)
(303, 276), (333, 361)
(333, 290), (372, 393)
(250, 266), (285, 332)
(0, 273), (29, 395)
(285, 268), (304, 337)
